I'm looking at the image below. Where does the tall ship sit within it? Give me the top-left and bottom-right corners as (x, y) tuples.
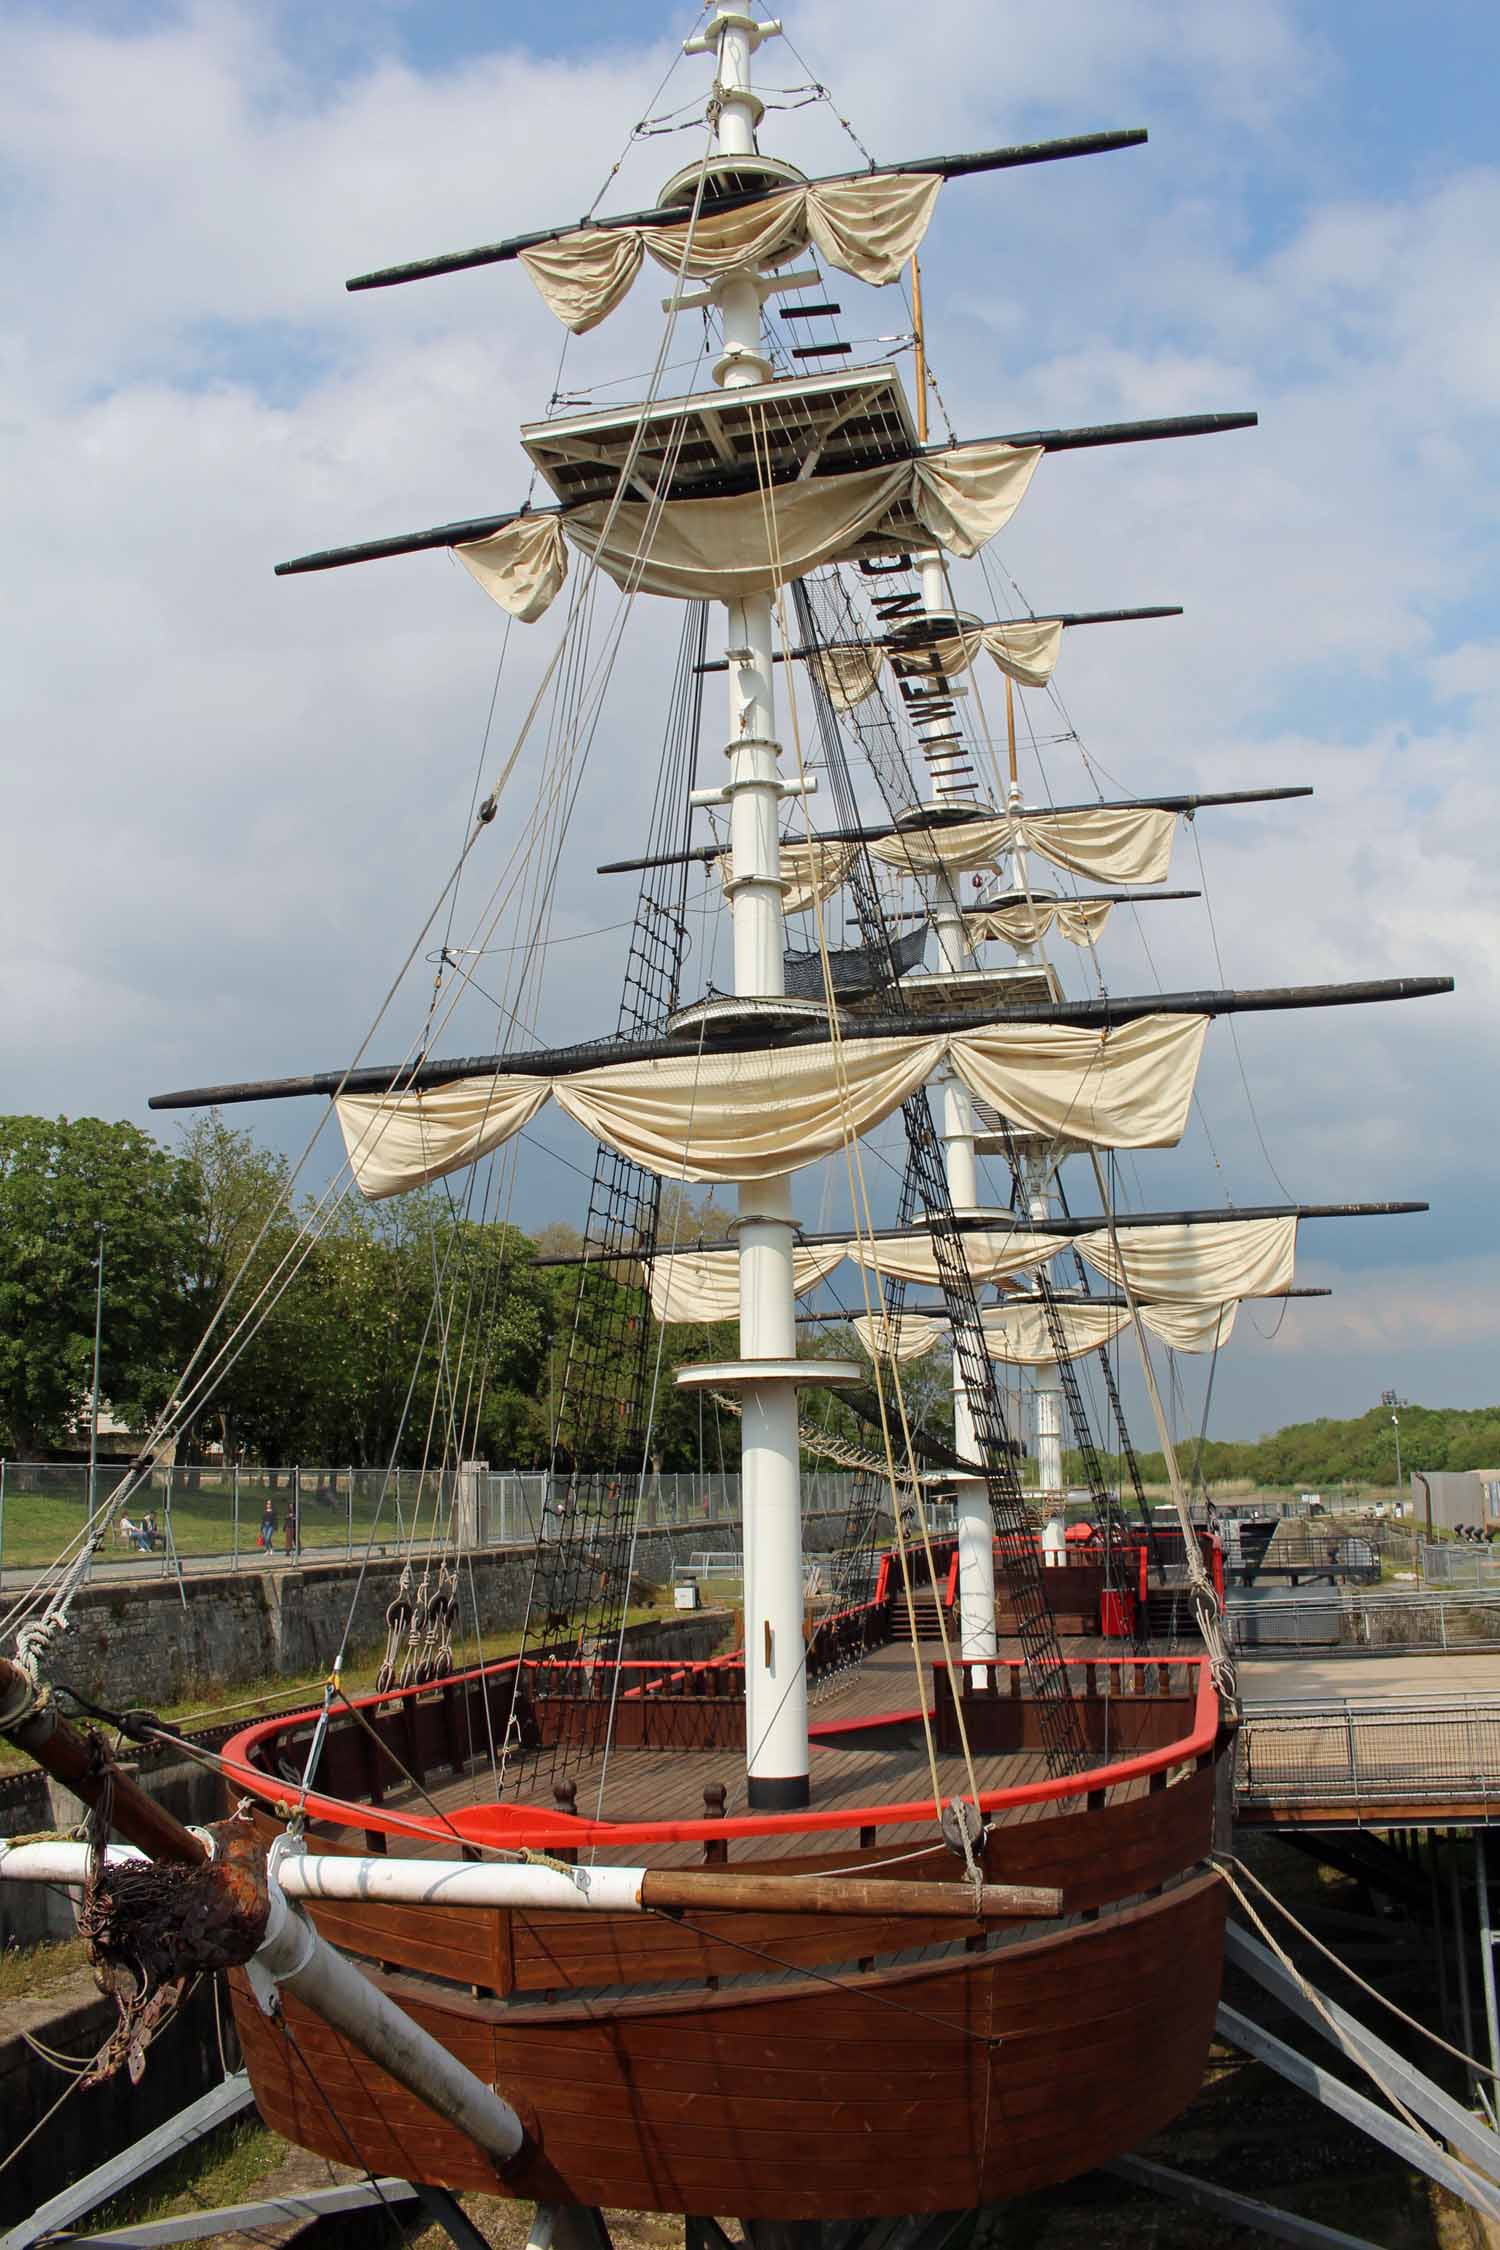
(0, 8), (1449, 2238)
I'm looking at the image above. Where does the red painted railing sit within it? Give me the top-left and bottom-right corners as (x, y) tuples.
(221, 1649), (1219, 1856)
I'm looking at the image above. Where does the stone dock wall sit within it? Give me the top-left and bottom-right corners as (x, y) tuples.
(19, 1509), (869, 1712)
(0, 1974), (237, 2227)
(0, 1605), (735, 1951)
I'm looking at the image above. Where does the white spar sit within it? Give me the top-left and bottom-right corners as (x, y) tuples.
(0, 1838), (525, 2164)
(0, 1841), (1060, 1920)
(0, 1838), (641, 1912)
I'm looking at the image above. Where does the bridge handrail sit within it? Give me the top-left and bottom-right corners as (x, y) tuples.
(1237, 1693), (1500, 1808)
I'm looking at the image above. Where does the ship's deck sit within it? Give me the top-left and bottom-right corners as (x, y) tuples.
(363, 1638), (1156, 1868)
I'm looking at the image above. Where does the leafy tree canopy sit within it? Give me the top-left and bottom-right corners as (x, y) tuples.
(1070, 1400), (1500, 1493)
(0, 1115), (201, 1454)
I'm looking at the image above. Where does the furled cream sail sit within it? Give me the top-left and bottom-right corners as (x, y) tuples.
(714, 838), (856, 916)
(457, 445), (1042, 617)
(1141, 1300), (1239, 1353)
(643, 1242), (846, 1322)
(563, 443), (1043, 604)
(967, 898), (1113, 950)
(517, 174), (944, 335)
(454, 515), (569, 621)
(808, 617), (1066, 713)
(843, 1224), (1068, 1287)
(851, 1311), (947, 1364)
(870, 804), (1176, 887)
(806, 641), (885, 712)
(652, 1224), (1295, 1323)
(1079, 1214), (1297, 1304)
(335, 1013), (1209, 1198)
(981, 1298), (1125, 1364)
(916, 617), (1066, 691)
(979, 1296), (1237, 1364)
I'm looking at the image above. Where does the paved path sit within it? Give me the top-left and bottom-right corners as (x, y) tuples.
(1241, 1649), (1500, 1704)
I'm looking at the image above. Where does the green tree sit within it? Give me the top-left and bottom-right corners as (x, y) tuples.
(0, 1115), (201, 1454)
(174, 1110), (300, 1463)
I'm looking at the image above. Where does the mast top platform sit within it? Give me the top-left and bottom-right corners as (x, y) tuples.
(521, 363), (919, 510)
(656, 152), (805, 207)
(889, 961), (1059, 1018)
(971, 1112), (1090, 1162)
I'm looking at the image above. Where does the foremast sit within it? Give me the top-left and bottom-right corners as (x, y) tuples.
(671, 8), (857, 1810)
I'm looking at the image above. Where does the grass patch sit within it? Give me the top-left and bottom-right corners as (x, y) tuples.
(86, 2115), (285, 2234)
(0, 1597), (691, 1774)
(0, 1473), (440, 1572)
(0, 1935), (90, 2004)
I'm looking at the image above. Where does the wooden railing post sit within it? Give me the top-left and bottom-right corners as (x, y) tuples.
(553, 1777), (578, 1865)
(702, 1781), (728, 1865)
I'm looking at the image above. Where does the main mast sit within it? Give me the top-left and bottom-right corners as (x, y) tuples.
(671, 7), (857, 1810)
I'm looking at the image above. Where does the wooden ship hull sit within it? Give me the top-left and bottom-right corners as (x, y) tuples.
(219, 1634), (1231, 2218)
(232, 1884), (1224, 2217)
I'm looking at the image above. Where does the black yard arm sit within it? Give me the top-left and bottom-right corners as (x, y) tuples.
(344, 131), (1150, 293)
(273, 413), (1256, 579)
(147, 977), (1453, 1111)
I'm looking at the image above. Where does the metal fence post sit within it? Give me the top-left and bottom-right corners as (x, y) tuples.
(232, 1463), (239, 1571)
(1450, 1835), (1479, 2090)
(294, 1463), (301, 1565)
(347, 1467), (353, 1559)
(0, 1459), (6, 1588)
(1479, 1834), (1500, 2112)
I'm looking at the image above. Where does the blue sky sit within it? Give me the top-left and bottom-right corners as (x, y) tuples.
(3, 0), (1498, 1447)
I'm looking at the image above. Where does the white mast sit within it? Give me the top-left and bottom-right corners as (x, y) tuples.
(992, 682), (1066, 1525)
(675, 7), (840, 1810)
(1026, 1157), (1066, 1517)
(917, 553), (998, 1685)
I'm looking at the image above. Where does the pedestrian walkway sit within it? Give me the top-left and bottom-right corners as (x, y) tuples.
(1237, 1650), (1500, 1828)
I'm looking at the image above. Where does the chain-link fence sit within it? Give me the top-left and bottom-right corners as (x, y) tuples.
(0, 1461), (887, 1584)
(1237, 1695), (1500, 1814)
(1421, 1542), (1500, 1587)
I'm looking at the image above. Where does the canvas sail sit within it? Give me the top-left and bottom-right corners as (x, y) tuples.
(1080, 1215), (1297, 1303)
(851, 1310), (948, 1364)
(561, 441), (1043, 604)
(335, 1012), (1209, 1198)
(966, 899), (1113, 949)
(809, 617), (1066, 711)
(644, 1243), (846, 1323)
(714, 838), (856, 916)
(455, 441), (1043, 618)
(870, 804), (1177, 886)
(980, 1296), (1238, 1363)
(517, 174), (944, 334)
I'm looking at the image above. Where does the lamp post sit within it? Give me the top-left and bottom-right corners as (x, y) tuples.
(1381, 1388), (1403, 1492)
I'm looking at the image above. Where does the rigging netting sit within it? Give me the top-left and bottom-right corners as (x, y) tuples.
(791, 571), (1087, 1775)
(501, 604), (709, 1795)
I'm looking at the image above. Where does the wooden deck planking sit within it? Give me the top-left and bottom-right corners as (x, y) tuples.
(328, 1641), (1176, 1867)
(361, 1643), (1076, 1865)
